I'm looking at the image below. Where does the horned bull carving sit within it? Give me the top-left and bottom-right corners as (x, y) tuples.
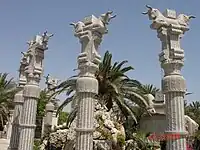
(142, 5), (195, 29)
(70, 11), (116, 34)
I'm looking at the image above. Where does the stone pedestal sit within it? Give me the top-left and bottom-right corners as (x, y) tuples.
(9, 52), (27, 150)
(9, 90), (24, 150)
(143, 6), (195, 150)
(18, 32), (53, 150)
(71, 12), (115, 150)
(18, 80), (40, 150)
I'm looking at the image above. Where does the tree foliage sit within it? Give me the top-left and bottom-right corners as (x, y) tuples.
(37, 90), (59, 117)
(58, 111), (69, 125)
(0, 73), (18, 130)
(51, 51), (151, 128)
(185, 100), (200, 149)
(37, 90), (48, 117)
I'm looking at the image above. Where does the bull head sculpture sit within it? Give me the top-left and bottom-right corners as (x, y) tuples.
(142, 5), (163, 20)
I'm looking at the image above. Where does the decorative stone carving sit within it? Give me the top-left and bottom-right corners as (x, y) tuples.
(142, 5), (195, 30)
(71, 12), (115, 150)
(162, 75), (186, 92)
(99, 11), (116, 26)
(45, 74), (60, 90)
(143, 5), (195, 150)
(18, 32), (53, 150)
(144, 94), (156, 114)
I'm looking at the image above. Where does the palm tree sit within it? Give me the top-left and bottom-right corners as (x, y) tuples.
(37, 89), (59, 117)
(52, 51), (150, 127)
(185, 101), (200, 125)
(0, 73), (18, 130)
(124, 84), (160, 140)
(184, 101), (200, 149)
(137, 84), (160, 97)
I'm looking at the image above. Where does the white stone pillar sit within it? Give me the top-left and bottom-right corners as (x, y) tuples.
(143, 6), (195, 150)
(18, 32), (53, 150)
(9, 52), (27, 150)
(71, 11), (116, 150)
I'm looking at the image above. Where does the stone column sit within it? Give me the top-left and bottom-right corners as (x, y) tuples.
(18, 32), (53, 150)
(71, 11), (116, 150)
(9, 52), (27, 150)
(7, 110), (14, 140)
(143, 5), (195, 150)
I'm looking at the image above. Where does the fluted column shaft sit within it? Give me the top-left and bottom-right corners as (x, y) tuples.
(76, 77), (98, 150)
(9, 93), (23, 150)
(18, 77), (40, 150)
(9, 98), (22, 150)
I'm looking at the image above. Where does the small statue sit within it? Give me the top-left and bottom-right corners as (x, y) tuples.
(44, 74), (59, 89)
(23, 48), (35, 75)
(20, 51), (29, 65)
(70, 21), (85, 33)
(100, 11), (116, 25)
(41, 31), (54, 44)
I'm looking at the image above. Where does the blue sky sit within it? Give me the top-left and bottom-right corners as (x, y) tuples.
(0, 0), (200, 110)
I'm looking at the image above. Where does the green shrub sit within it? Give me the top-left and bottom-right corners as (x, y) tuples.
(117, 133), (126, 147)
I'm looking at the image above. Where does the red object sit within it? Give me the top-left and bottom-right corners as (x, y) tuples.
(186, 144), (193, 150)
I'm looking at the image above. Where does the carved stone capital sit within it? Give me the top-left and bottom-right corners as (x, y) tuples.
(13, 89), (24, 104)
(76, 77), (98, 94)
(143, 5), (194, 31)
(162, 75), (186, 93)
(23, 84), (40, 98)
(162, 61), (184, 75)
(72, 12), (115, 38)
(78, 52), (101, 76)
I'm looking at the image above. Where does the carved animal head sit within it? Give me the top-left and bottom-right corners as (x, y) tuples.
(70, 21), (85, 33)
(142, 5), (163, 20)
(26, 40), (36, 47)
(177, 14), (195, 25)
(42, 31), (54, 44)
(100, 11), (116, 25)
(20, 52), (29, 65)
